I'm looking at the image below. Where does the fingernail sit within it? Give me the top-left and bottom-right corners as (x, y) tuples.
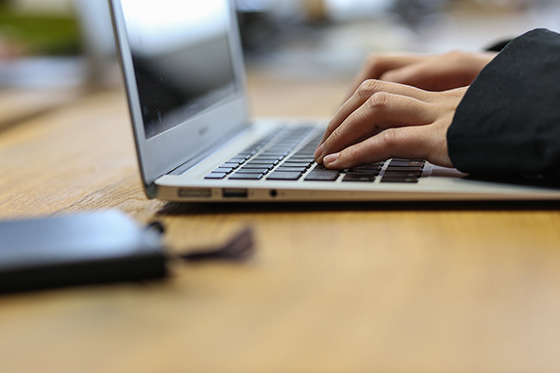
(323, 153), (339, 166)
(314, 143), (324, 159)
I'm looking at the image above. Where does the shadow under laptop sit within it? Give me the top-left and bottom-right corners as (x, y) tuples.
(156, 199), (560, 216)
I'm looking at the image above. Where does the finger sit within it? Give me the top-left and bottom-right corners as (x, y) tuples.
(322, 124), (452, 170)
(381, 52), (496, 91)
(380, 61), (438, 90)
(317, 92), (437, 164)
(317, 79), (434, 149)
(347, 54), (424, 99)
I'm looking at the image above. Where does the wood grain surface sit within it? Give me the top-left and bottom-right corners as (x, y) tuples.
(1, 74), (560, 373)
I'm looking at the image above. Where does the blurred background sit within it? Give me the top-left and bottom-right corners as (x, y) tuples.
(0, 0), (560, 108)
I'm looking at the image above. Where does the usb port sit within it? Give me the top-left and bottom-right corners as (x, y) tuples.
(222, 188), (248, 198)
(178, 188), (212, 198)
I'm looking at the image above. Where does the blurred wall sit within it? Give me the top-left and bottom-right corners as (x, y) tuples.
(11, 0), (73, 13)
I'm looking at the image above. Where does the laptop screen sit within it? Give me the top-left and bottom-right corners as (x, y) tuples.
(120, 0), (238, 138)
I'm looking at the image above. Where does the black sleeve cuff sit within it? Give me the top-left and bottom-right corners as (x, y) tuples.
(447, 28), (560, 177)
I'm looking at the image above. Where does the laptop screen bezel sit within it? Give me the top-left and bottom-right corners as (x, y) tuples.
(109, 0), (250, 197)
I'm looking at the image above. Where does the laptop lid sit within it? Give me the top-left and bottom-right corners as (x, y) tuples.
(109, 0), (250, 196)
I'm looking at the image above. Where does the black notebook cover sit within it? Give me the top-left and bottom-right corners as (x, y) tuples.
(0, 210), (167, 293)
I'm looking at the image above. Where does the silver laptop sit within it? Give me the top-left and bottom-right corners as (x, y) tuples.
(109, 0), (560, 202)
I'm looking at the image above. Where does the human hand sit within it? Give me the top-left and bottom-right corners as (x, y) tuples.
(314, 80), (468, 169)
(347, 51), (496, 95)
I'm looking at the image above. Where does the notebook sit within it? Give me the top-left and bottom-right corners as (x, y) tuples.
(109, 0), (560, 202)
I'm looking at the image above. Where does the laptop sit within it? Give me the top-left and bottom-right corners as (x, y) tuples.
(109, 0), (560, 202)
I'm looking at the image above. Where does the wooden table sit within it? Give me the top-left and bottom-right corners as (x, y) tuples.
(1, 73), (560, 373)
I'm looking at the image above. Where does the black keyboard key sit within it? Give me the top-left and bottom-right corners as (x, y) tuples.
(266, 149), (291, 155)
(276, 166), (308, 172)
(342, 174), (376, 182)
(384, 166), (423, 172)
(382, 171), (421, 178)
(253, 156), (282, 161)
(205, 173), (227, 179)
(305, 170), (340, 181)
(228, 157), (247, 163)
(241, 164), (273, 170)
(289, 159), (314, 164)
(267, 171), (303, 180)
(286, 156), (315, 162)
(213, 167), (234, 174)
(391, 158), (424, 162)
(347, 169), (380, 176)
(294, 152), (315, 157)
(380, 177), (419, 183)
(229, 173), (263, 180)
(221, 162), (240, 169)
(237, 167), (269, 174)
(388, 161), (424, 167)
(282, 162), (312, 168)
(352, 164), (382, 170)
(312, 164), (328, 171)
(247, 160), (278, 166)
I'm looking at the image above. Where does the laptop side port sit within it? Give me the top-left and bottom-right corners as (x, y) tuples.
(222, 188), (248, 198)
(178, 188), (212, 198)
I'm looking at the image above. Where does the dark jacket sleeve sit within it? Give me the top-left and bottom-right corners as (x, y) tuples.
(447, 28), (560, 177)
(485, 39), (511, 52)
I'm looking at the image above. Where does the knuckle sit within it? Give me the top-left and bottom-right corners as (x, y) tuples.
(357, 79), (381, 98)
(368, 92), (389, 110)
(380, 128), (398, 149)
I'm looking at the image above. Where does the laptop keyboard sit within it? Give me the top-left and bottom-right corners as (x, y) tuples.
(205, 125), (425, 183)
